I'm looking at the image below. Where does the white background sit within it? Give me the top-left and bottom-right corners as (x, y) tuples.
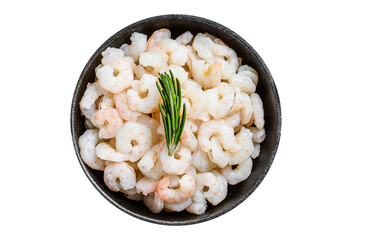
(1, 0), (365, 239)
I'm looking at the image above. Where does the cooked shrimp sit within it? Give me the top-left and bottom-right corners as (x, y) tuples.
(229, 127), (254, 165)
(104, 162), (136, 191)
(143, 191), (164, 213)
(206, 171), (228, 205)
(192, 33), (216, 62)
(100, 47), (125, 67)
(157, 175), (195, 203)
(186, 189), (207, 215)
(127, 74), (160, 113)
(139, 51), (168, 74)
(238, 65), (258, 86)
(180, 120), (198, 152)
(251, 143), (261, 159)
(224, 111), (241, 128)
(138, 144), (163, 179)
(240, 92), (253, 125)
(115, 121), (152, 162)
(136, 177), (160, 195)
(198, 119), (242, 153)
(120, 32), (147, 62)
(204, 83), (235, 119)
(251, 93), (264, 129)
(146, 28), (171, 50)
(196, 172), (220, 198)
(164, 198), (192, 212)
(222, 157), (253, 185)
(192, 147), (216, 172)
(213, 44), (239, 79)
(208, 136), (232, 168)
(98, 92), (114, 109)
(160, 65), (188, 85)
(92, 107), (123, 139)
(229, 73), (256, 95)
(78, 129), (107, 171)
(113, 92), (141, 121)
(80, 81), (107, 110)
(95, 142), (129, 162)
(136, 115), (161, 145)
(192, 60), (223, 89)
(182, 79), (210, 121)
(96, 58), (133, 93)
(176, 31), (193, 45)
(250, 127), (266, 143)
(159, 143), (192, 175)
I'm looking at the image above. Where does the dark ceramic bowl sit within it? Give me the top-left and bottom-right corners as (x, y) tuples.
(71, 14), (281, 225)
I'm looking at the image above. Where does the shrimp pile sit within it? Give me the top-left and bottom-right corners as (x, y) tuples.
(78, 29), (265, 215)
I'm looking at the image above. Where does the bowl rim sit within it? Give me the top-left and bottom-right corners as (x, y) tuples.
(71, 14), (281, 225)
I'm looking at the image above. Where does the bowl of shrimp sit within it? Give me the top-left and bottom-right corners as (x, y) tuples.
(71, 14), (281, 225)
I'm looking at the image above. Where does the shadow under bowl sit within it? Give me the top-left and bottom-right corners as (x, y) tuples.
(71, 14), (281, 225)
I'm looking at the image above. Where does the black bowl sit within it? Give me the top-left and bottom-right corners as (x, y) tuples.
(71, 14), (281, 225)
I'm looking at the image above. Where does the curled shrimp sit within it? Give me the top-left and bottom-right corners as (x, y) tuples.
(138, 144), (164, 179)
(157, 175), (195, 203)
(196, 172), (220, 198)
(180, 120), (198, 152)
(158, 143), (192, 175)
(95, 142), (129, 162)
(192, 33), (217, 62)
(229, 127), (254, 165)
(251, 143), (261, 159)
(213, 44), (239, 79)
(206, 171), (228, 205)
(136, 115), (162, 145)
(100, 47), (125, 67)
(115, 121), (152, 162)
(204, 83), (235, 119)
(96, 58), (133, 93)
(224, 111), (241, 128)
(240, 92), (253, 125)
(238, 65), (258, 86)
(192, 60), (223, 89)
(120, 32), (147, 62)
(182, 79), (210, 121)
(198, 119), (242, 153)
(143, 191), (164, 213)
(186, 189), (207, 215)
(104, 162), (136, 191)
(250, 127), (266, 143)
(113, 92), (141, 121)
(78, 129), (107, 171)
(160, 65), (188, 85)
(175, 31), (193, 45)
(192, 147), (216, 172)
(164, 198), (192, 212)
(251, 93), (264, 129)
(92, 107), (123, 139)
(80, 81), (107, 110)
(146, 28), (171, 51)
(139, 51), (168, 74)
(222, 157), (253, 185)
(127, 74), (160, 113)
(135, 177), (160, 196)
(229, 73), (256, 95)
(208, 136), (233, 168)
(98, 92), (114, 109)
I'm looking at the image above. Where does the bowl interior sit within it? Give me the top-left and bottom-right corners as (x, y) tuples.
(71, 15), (281, 225)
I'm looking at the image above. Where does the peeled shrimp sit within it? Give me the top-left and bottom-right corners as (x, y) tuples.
(157, 175), (195, 203)
(95, 142), (129, 162)
(204, 83), (235, 119)
(92, 107), (123, 139)
(115, 121), (152, 162)
(240, 92), (253, 125)
(139, 52), (168, 74)
(104, 162), (136, 191)
(98, 92), (114, 109)
(250, 127), (266, 143)
(120, 32), (147, 62)
(192, 147), (216, 172)
(222, 157), (253, 185)
(192, 60), (223, 89)
(182, 79), (210, 121)
(192, 33), (216, 62)
(159, 143), (192, 175)
(136, 177), (160, 195)
(224, 111), (241, 128)
(127, 74), (160, 113)
(96, 58), (133, 93)
(136, 115), (161, 145)
(175, 31), (193, 45)
(180, 120), (198, 152)
(213, 44), (239, 79)
(138, 144), (163, 179)
(238, 65), (258, 86)
(80, 81), (107, 110)
(229, 127), (254, 165)
(229, 73), (256, 95)
(186, 189), (207, 215)
(251, 143), (261, 159)
(208, 136), (233, 168)
(164, 198), (192, 212)
(196, 172), (220, 198)
(198, 119), (242, 153)
(251, 93), (265, 129)
(113, 92), (141, 121)
(160, 65), (188, 85)
(78, 129), (107, 171)
(206, 171), (228, 205)
(146, 28), (171, 50)
(143, 191), (164, 213)
(100, 47), (124, 67)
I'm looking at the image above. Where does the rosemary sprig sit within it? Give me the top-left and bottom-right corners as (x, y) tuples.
(156, 70), (186, 156)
